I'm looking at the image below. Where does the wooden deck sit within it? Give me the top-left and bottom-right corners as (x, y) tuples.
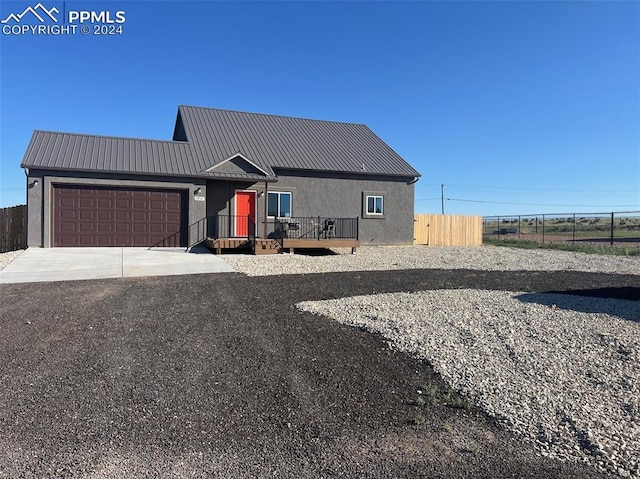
(281, 238), (359, 254)
(204, 237), (359, 255)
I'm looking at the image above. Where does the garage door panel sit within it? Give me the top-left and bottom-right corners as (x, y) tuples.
(59, 222), (77, 232)
(53, 185), (186, 247)
(59, 235), (77, 246)
(96, 235), (112, 245)
(60, 210), (76, 220)
(78, 235), (97, 246)
(131, 235), (151, 246)
(60, 197), (76, 208)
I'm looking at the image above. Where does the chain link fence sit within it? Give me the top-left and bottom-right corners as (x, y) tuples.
(483, 211), (640, 248)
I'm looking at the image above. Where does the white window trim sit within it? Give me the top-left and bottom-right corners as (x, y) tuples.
(366, 195), (384, 215)
(267, 191), (293, 219)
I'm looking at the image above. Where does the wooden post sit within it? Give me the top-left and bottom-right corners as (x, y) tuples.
(263, 181), (268, 239)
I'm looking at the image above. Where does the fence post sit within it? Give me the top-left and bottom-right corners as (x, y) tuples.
(497, 216), (500, 239)
(572, 213), (576, 244)
(518, 216), (521, 240)
(610, 212), (614, 247)
(542, 214), (545, 244)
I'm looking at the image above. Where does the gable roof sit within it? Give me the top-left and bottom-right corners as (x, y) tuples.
(22, 106), (420, 180)
(177, 106), (420, 177)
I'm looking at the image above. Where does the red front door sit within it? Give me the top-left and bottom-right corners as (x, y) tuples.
(235, 191), (256, 236)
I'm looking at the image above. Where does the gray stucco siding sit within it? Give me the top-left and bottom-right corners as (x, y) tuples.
(204, 175), (415, 244)
(264, 172), (415, 245)
(26, 169), (206, 247)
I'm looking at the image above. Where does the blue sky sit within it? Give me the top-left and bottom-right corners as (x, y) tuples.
(1, 0), (638, 216)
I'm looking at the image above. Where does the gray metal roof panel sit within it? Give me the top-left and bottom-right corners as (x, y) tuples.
(178, 106), (420, 177)
(22, 130), (193, 175)
(22, 107), (420, 179)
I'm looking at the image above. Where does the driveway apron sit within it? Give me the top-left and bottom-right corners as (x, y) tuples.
(0, 247), (234, 284)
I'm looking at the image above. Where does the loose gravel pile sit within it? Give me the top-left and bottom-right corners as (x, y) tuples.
(224, 245), (640, 276)
(298, 290), (640, 479)
(0, 250), (23, 270)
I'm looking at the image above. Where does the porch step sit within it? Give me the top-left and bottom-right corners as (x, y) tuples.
(205, 238), (251, 254)
(253, 239), (281, 255)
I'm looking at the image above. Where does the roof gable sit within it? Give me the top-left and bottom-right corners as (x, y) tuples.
(204, 153), (272, 177)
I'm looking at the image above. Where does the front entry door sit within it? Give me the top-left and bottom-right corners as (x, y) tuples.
(235, 191), (256, 237)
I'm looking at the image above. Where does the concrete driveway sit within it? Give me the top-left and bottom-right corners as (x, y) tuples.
(0, 247), (235, 284)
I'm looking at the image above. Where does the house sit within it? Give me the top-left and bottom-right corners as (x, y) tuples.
(21, 106), (420, 253)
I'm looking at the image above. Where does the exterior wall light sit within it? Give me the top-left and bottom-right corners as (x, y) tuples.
(194, 187), (202, 195)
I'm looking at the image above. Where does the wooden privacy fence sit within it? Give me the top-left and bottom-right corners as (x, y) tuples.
(414, 214), (483, 246)
(0, 205), (27, 253)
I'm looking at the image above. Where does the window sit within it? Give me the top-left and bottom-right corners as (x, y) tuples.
(267, 192), (292, 218)
(366, 195), (383, 215)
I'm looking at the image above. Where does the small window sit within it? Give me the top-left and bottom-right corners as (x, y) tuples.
(267, 192), (292, 218)
(366, 195), (383, 215)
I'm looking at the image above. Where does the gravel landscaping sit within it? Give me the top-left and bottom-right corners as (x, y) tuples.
(224, 245), (640, 276)
(298, 289), (640, 479)
(0, 250), (23, 269)
(0, 245), (637, 477)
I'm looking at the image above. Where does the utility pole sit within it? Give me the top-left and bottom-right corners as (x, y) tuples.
(441, 184), (445, 215)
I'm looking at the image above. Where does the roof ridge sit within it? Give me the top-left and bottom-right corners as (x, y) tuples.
(178, 105), (367, 127)
(32, 129), (190, 145)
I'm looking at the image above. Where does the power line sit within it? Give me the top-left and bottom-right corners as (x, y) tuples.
(445, 197), (639, 208)
(435, 184), (639, 194)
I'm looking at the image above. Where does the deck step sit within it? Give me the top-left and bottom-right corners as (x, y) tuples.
(254, 239), (281, 255)
(205, 238), (251, 254)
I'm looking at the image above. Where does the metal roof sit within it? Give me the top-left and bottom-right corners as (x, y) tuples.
(22, 106), (420, 180)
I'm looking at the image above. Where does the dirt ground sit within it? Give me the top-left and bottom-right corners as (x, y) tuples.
(1, 269), (636, 478)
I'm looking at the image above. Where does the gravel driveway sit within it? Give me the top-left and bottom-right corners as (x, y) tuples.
(0, 246), (637, 478)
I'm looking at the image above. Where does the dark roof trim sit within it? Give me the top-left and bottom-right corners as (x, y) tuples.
(26, 164), (278, 183)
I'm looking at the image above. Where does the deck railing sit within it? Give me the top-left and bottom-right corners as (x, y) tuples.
(273, 217), (358, 241)
(149, 214), (255, 249)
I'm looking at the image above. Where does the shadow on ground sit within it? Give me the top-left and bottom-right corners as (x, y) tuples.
(516, 288), (640, 323)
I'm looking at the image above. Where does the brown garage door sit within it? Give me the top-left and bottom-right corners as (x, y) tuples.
(53, 185), (186, 247)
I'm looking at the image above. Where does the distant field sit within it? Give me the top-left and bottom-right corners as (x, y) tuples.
(483, 215), (640, 248)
